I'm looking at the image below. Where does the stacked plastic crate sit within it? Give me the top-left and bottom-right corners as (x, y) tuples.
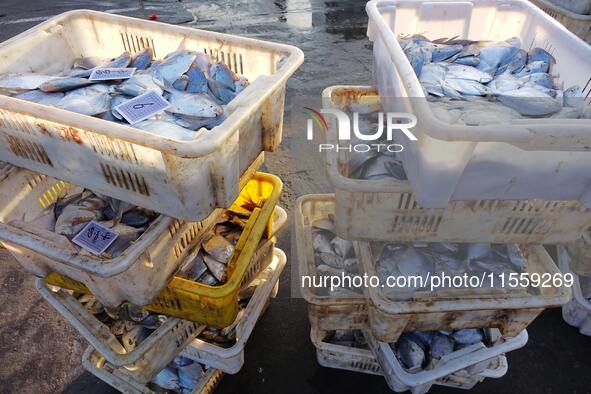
(0, 10), (303, 394)
(296, 0), (591, 391)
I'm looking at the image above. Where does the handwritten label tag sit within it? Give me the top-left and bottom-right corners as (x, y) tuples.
(89, 67), (136, 81)
(114, 90), (170, 125)
(72, 221), (119, 255)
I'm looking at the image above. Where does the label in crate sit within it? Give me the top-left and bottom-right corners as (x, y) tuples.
(72, 221), (119, 255)
(114, 90), (170, 125)
(89, 67), (136, 81)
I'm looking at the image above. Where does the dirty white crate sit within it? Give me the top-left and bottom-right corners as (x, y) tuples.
(295, 194), (369, 331)
(181, 248), (286, 374)
(82, 346), (223, 394)
(557, 245), (591, 336)
(35, 236), (283, 384)
(357, 240), (571, 342)
(532, 0), (591, 44)
(310, 324), (382, 376)
(367, 0), (591, 209)
(0, 166), (225, 307)
(0, 10), (303, 221)
(322, 86), (591, 244)
(365, 329), (524, 393)
(0, 156), (264, 307)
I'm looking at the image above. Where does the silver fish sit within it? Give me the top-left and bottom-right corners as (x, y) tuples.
(14, 90), (64, 106)
(396, 335), (425, 371)
(153, 367), (181, 391)
(39, 77), (96, 93)
(56, 84), (111, 116)
(131, 48), (154, 70)
(178, 362), (204, 390)
(203, 234), (234, 263)
(115, 72), (163, 97)
(152, 50), (196, 88)
(496, 87), (562, 116)
(0, 73), (59, 93)
(452, 328), (484, 345)
(430, 332), (455, 360)
(203, 253), (228, 282)
(166, 90), (223, 118)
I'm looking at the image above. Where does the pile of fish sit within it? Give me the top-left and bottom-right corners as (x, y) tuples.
(400, 35), (591, 121)
(392, 329), (491, 373)
(75, 259), (273, 357)
(186, 204), (258, 287)
(0, 47), (249, 140)
(311, 215), (362, 296)
(151, 357), (215, 393)
(76, 293), (168, 353)
(347, 114), (407, 181)
(25, 188), (157, 258)
(373, 242), (527, 296)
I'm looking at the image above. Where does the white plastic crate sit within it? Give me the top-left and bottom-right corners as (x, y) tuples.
(295, 194), (369, 331)
(532, 0), (591, 44)
(557, 245), (591, 336)
(180, 248), (286, 373)
(0, 10), (304, 220)
(322, 85), (591, 244)
(82, 346), (223, 394)
(366, 0), (591, 209)
(0, 156), (265, 307)
(357, 239), (572, 342)
(0, 165), (225, 307)
(310, 324), (382, 376)
(364, 328), (525, 393)
(35, 236), (282, 383)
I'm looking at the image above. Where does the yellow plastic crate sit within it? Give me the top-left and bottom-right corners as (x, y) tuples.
(44, 172), (282, 327)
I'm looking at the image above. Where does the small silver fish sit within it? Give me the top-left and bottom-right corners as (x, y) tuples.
(203, 234), (234, 263)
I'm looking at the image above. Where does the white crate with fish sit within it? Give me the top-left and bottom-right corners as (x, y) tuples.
(0, 156), (263, 308)
(310, 325), (383, 376)
(366, 0), (591, 210)
(35, 207), (285, 383)
(0, 164), (225, 307)
(80, 248), (286, 393)
(180, 248), (287, 374)
(557, 245), (591, 336)
(322, 85), (591, 244)
(295, 194), (369, 331)
(364, 328), (523, 393)
(532, 0), (591, 44)
(357, 238), (571, 342)
(0, 10), (303, 221)
(82, 347), (224, 394)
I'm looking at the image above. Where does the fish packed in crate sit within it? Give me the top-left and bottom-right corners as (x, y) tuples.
(391, 329), (491, 373)
(14, 187), (158, 259)
(310, 215), (363, 297)
(152, 357), (218, 393)
(0, 47), (249, 141)
(369, 241), (528, 298)
(401, 35), (590, 120)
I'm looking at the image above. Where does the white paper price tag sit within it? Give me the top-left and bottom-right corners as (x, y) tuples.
(114, 90), (170, 125)
(89, 67), (136, 81)
(72, 221), (119, 255)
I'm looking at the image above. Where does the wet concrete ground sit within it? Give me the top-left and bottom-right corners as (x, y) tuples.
(0, 0), (590, 393)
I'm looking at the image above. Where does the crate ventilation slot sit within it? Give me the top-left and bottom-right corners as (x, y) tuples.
(391, 214), (441, 233)
(87, 133), (139, 164)
(120, 32), (156, 57)
(204, 48), (244, 75)
(100, 163), (150, 196)
(6, 135), (53, 166)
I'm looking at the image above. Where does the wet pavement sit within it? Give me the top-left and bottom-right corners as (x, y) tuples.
(0, 0), (590, 393)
